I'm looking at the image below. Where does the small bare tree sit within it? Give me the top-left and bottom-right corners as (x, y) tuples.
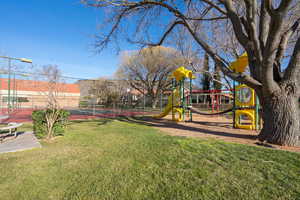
(88, 77), (126, 106)
(41, 65), (64, 140)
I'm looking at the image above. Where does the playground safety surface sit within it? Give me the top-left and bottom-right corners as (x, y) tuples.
(137, 115), (300, 153)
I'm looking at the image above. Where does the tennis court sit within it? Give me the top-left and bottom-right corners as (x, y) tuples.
(0, 107), (156, 123)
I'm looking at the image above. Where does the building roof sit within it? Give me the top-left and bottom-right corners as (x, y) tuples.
(0, 78), (80, 93)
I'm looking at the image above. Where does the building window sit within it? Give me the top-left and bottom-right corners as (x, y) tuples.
(2, 96), (29, 103)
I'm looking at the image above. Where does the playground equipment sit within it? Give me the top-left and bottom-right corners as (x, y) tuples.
(154, 66), (194, 122)
(234, 84), (256, 129)
(229, 52), (248, 73)
(191, 89), (233, 113)
(155, 53), (261, 130)
(154, 89), (181, 119)
(230, 53), (260, 130)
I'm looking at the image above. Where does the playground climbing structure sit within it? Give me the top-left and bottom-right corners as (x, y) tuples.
(230, 53), (261, 130)
(154, 66), (194, 122)
(155, 53), (261, 130)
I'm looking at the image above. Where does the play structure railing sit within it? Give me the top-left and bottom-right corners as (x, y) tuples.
(191, 89), (233, 113)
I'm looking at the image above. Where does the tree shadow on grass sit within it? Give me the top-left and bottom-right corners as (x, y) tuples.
(70, 118), (114, 125)
(191, 121), (233, 129)
(115, 116), (257, 141)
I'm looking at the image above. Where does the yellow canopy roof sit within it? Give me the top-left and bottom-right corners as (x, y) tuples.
(229, 52), (249, 73)
(171, 66), (195, 81)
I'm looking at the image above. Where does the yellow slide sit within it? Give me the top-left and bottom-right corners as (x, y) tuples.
(154, 89), (180, 119)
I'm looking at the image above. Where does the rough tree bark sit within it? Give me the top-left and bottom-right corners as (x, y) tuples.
(257, 81), (300, 146)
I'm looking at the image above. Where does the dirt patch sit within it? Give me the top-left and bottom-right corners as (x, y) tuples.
(140, 114), (300, 153)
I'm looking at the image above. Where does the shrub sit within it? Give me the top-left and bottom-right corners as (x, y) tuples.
(32, 109), (70, 139)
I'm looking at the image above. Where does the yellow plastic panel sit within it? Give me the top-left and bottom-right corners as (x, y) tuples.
(235, 109), (255, 130)
(172, 108), (183, 122)
(235, 84), (255, 107)
(229, 52), (248, 73)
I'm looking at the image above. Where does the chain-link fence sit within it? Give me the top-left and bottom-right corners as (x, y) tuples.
(0, 70), (171, 122)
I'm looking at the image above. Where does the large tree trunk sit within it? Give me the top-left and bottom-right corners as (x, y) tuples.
(258, 89), (300, 146)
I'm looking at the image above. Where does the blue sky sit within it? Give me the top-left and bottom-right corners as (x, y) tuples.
(0, 0), (125, 80)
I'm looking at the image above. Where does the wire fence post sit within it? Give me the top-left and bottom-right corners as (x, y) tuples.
(143, 86), (146, 111)
(93, 103), (95, 116)
(189, 77), (192, 122)
(13, 73), (16, 112)
(160, 90), (162, 112)
(7, 58), (11, 113)
(171, 78), (174, 120)
(233, 76), (236, 129)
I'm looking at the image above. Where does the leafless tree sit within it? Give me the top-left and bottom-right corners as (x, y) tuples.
(83, 0), (300, 146)
(117, 46), (188, 108)
(88, 77), (127, 106)
(40, 65), (64, 140)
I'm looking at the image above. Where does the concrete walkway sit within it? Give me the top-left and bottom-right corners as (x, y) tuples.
(0, 131), (41, 154)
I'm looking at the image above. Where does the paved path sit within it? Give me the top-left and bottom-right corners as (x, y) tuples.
(0, 131), (41, 154)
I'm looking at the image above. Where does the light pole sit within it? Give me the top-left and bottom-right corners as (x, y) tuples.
(0, 56), (32, 113)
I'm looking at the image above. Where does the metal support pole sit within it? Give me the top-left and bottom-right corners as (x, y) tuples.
(171, 79), (174, 120)
(13, 73), (16, 111)
(233, 79), (236, 129)
(16, 77), (18, 109)
(7, 59), (11, 113)
(0, 56), (32, 112)
(143, 86), (145, 110)
(255, 92), (259, 130)
(182, 79), (185, 121)
(189, 77), (192, 122)
(160, 90), (162, 112)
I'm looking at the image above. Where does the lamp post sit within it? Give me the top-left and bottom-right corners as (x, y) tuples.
(0, 56), (32, 113)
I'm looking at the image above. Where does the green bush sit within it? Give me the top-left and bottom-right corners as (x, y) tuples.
(32, 109), (70, 139)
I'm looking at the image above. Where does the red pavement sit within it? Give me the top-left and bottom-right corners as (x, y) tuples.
(1, 108), (153, 123)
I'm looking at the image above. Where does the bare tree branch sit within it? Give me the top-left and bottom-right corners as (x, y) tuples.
(223, 0), (250, 49)
(259, 1), (270, 50)
(283, 35), (300, 82)
(201, 0), (227, 15)
(275, 17), (300, 67)
(149, 20), (184, 46)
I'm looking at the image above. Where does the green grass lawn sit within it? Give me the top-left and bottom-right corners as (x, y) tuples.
(0, 118), (299, 200)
